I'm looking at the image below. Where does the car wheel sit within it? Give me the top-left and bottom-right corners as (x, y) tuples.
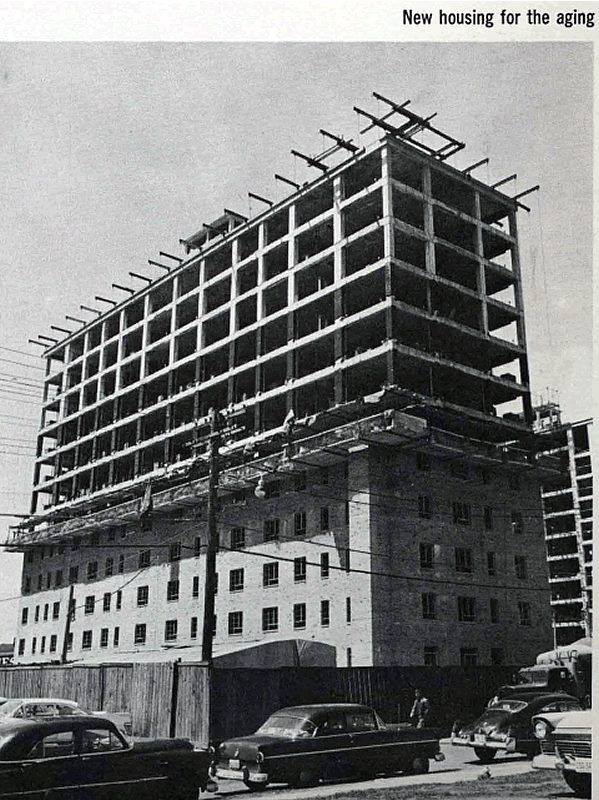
(473, 747), (497, 763)
(244, 778), (269, 792)
(563, 771), (591, 798)
(288, 768), (319, 788)
(406, 756), (430, 774)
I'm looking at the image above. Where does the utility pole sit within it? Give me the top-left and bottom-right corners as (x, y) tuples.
(201, 407), (220, 664)
(61, 583), (75, 664)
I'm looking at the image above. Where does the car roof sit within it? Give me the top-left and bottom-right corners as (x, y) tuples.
(274, 704), (372, 717)
(5, 698), (79, 706)
(500, 692), (578, 704)
(0, 715), (114, 735)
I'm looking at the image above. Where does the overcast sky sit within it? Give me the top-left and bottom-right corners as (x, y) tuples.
(0, 41), (592, 642)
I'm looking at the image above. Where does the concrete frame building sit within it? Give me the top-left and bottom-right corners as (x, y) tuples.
(534, 403), (593, 646)
(8, 99), (554, 667)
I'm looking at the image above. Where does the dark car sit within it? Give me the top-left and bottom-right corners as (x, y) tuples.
(452, 692), (582, 763)
(212, 703), (444, 790)
(0, 715), (215, 799)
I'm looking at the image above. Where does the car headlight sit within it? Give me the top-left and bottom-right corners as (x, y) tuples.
(534, 720), (550, 740)
(256, 751), (264, 764)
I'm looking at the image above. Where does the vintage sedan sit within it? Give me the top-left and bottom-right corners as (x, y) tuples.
(452, 692), (581, 763)
(0, 715), (215, 799)
(212, 703), (444, 790)
(533, 709), (592, 798)
(0, 697), (132, 738)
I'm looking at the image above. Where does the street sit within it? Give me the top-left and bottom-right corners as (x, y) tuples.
(214, 742), (571, 799)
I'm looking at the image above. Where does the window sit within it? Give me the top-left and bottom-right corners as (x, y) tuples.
(515, 556), (528, 580)
(52, 602), (60, 620)
(484, 506), (493, 530)
(420, 543), (434, 570)
(416, 452), (430, 471)
(101, 592), (111, 612)
(24, 577), (31, 594)
(138, 550), (151, 569)
(40, 636), (46, 654)
(487, 551), (497, 577)
(192, 576), (199, 598)
(194, 536), (202, 557)
(263, 562), (279, 587)
(422, 593), (436, 619)
(18, 639), (25, 656)
(346, 711), (377, 732)
(320, 600), (330, 627)
(511, 511), (523, 535)
(518, 601), (531, 626)
(190, 616), (198, 639)
(37, 574), (42, 591)
(455, 547), (473, 573)
(82, 630), (93, 650)
(113, 627), (120, 647)
(452, 501), (471, 525)
(80, 727), (125, 755)
(104, 558), (113, 577)
(320, 552), (330, 579)
(294, 511), (307, 537)
(167, 580), (180, 602)
(264, 519), (280, 542)
(457, 596), (476, 622)
(491, 647), (504, 665)
(294, 471), (307, 491)
(137, 586), (149, 607)
(134, 624), (146, 645)
(293, 603), (306, 629)
(116, 590), (122, 610)
(32, 637), (37, 654)
(169, 542), (181, 562)
(490, 598), (499, 623)
(55, 570), (63, 587)
(69, 566), (79, 584)
(460, 647), (478, 666)
(21, 607), (28, 625)
(345, 597), (352, 623)
(164, 619), (178, 642)
(84, 596), (95, 615)
(87, 561), (98, 581)
(508, 473), (521, 491)
(294, 557), (307, 583)
(100, 628), (109, 648)
(228, 611), (243, 635)
(229, 568), (244, 592)
(320, 507), (330, 531)
(231, 527), (245, 549)
(424, 646), (438, 666)
(418, 495), (432, 519)
(347, 647), (352, 667)
(262, 607), (278, 632)
(66, 633), (73, 651)
(27, 730), (76, 759)
(46, 573), (51, 589)
(35, 605), (40, 623)
(118, 554), (124, 574)
(49, 635), (57, 653)
(43, 604), (49, 622)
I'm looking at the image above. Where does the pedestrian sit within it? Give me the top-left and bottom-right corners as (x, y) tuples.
(410, 688), (431, 728)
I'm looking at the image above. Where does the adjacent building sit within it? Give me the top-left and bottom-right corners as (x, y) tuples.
(534, 402), (593, 645)
(8, 100), (554, 667)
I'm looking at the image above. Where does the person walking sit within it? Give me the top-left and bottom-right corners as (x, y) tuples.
(410, 688), (431, 728)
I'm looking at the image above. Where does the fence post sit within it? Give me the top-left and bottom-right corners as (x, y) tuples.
(169, 659), (180, 738)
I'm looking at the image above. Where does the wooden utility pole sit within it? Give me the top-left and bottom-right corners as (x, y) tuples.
(61, 583), (75, 664)
(201, 408), (220, 664)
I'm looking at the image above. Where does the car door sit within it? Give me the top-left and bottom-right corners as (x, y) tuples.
(76, 722), (167, 800)
(19, 728), (80, 800)
(345, 709), (385, 774)
(313, 712), (352, 778)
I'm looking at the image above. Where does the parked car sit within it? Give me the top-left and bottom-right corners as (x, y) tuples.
(451, 692), (581, 762)
(532, 709), (592, 798)
(0, 714), (215, 799)
(211, 702), (445, 790)
(0, 697), (132, 737)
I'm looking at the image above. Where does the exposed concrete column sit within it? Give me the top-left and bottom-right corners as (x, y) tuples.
(422, 164), (435, 275)
(254, 223), (266, 431)
(285, 204), (296, 411)
(508, 211), (532, 423)
(346, 447), (374, 665)
(332, 175), (344, 405)
(565, 426), (591, 635)
(473, 191), (489, 336)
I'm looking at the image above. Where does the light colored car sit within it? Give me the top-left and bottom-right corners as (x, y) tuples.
(0, 698), (132, 738)
(532, 709), (591, 798)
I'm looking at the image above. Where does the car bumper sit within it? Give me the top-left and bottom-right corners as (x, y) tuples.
(532, 753), (559, 770)
(215, 766), (269, 783)
(556, 758), (592, 775)
(451, 735), (516, 752)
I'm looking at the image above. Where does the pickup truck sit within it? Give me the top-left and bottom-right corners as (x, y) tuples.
(0, 715), (215, 799)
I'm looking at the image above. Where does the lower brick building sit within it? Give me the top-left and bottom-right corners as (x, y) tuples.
(11, 408), (553, 667)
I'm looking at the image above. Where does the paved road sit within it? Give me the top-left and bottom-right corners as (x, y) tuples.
(214, 740), (534, 799)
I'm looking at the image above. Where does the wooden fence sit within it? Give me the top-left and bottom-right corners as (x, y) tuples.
(0, 662), (516, 744)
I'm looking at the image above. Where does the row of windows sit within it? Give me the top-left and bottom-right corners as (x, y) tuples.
(420, 544), (529, 578)
(421, 594), (532, 626)
(21, 601), (61, 626)
(415, 452), (524, 491)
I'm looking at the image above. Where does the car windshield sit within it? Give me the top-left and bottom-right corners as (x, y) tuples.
(256, 714), (316, 738)
(0, 700), (23, 717)
(487, 699), (527, 712)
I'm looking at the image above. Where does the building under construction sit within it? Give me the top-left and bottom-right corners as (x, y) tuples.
(8, 94), (554, 667)
(534, 402), (593, 646)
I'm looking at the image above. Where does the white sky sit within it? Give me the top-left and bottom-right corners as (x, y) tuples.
(0, 40), (592, 642)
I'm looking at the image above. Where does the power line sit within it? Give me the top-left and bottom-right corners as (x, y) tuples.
(0, 346), (43, 361)
(0, 357), (45, 372)
(0, 413), (39, 423)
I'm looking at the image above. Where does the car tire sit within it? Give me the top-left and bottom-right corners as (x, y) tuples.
(406, 756), (430, 774)
(563, 771), (591, 799)
(473, 747), (497, 763)
(244, 778), (269, 792)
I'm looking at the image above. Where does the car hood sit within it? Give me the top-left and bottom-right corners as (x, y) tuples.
(218, 734), (287, 760)
(555, 710), (593, 732)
